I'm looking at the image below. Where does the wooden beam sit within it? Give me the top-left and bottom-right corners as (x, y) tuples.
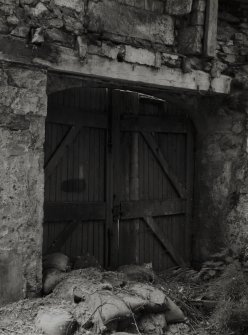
(44, 125), (81, 178)
(121, 199), (186, 219)
(44, 202), (106, 221)
(141, 132), (187, 198)
(143, 216), (186, 267)
(47, 106), (108, 128)
(121, 116), (188, 133)
(204, 0), (219, 57)
(185, 122), (194, 264)
(0, 36), (231, 94)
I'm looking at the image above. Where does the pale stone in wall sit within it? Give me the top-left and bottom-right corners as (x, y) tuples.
(54, 0), (84, 12)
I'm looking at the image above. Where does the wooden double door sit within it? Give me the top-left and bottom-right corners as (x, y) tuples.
(43, 88), (194, 271)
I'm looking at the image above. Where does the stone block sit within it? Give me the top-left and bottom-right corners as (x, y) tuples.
(6, 15), (19, 25)
(46, 28), (74, 47)
(125, 45), (156, 66)
(54, 0), (84, 13)
(31, 2), (48, 16)
(87, 0), (174, 45)
(165, 0), (193, 15)
(161, 52), (181, 67)
(178, 26), (203, 55)
(10, 25), (29, 38)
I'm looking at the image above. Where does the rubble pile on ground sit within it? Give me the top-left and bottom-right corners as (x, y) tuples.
(0, 253), (190, 335)
(197, 248), (248, 281)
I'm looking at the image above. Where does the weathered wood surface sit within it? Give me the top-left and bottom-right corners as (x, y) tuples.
(47, 106), (108, 128)
(44, 125), (81, 178)
(121, 199), (186, 219)
(141, 132), (187, 198)
(121, 116), (188, 133)
(143, 216), (186, 267)
(204, 0), (218, 57)
(0, 35), (231, 94)
(44, 202), (106, 221)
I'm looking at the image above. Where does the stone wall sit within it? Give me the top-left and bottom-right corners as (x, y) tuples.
(192, 0), (248, 263)
(0, 0), (217, 80)
(0, 64), (47, 304)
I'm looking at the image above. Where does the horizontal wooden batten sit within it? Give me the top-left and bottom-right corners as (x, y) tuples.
(47, 106), (108, 128)
(44, 202), (106, 221)
(121, 199), (186, 219)
(121, 116), (188, 133)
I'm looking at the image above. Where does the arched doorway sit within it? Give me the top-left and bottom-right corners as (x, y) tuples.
(43, 87), (194, 271)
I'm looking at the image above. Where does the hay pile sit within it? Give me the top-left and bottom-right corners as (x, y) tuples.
(0, 253), (189, 335)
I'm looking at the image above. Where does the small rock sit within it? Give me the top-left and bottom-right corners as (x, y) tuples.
(31, 2), (48, 16)
(31, 27), (45, 45)
(6, 15), (19, 25)
(11, 25), (29, 38)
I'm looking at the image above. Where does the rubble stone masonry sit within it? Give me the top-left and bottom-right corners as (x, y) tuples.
(0, 64), (47, 303)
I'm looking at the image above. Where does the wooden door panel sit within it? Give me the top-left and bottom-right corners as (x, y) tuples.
(44, 88), (108, 266)
(112, 89), (194, 270)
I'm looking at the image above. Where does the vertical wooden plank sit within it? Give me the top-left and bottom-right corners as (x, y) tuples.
(105, 88), (113, 268)
(204, 0), (218, 57)
(129, 93), (140, 265)
(110, 89), (121, 268)
(185, 121), (194, 264)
